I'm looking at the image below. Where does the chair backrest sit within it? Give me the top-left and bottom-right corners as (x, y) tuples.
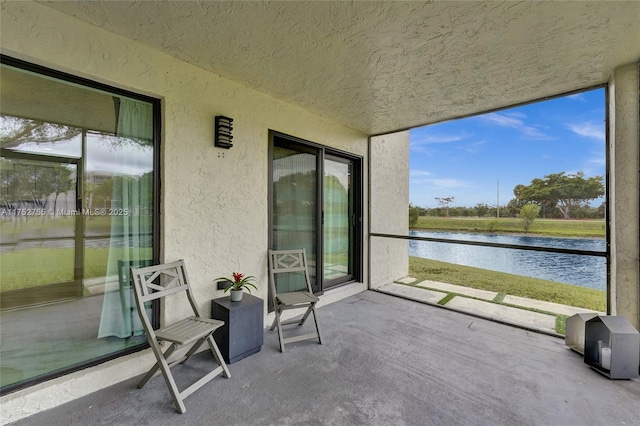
(130, 259), (202, 324)
(118, 259), (153, 334)
(118, 259), (152, 289)
(268, 249), (313, 297)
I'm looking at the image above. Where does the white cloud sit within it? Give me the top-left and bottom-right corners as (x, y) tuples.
(429, 179), (465, 188)
(457, 140), (486, 153)
(504, 111), (527, 119)
(522, 127), (551, 139)
(410, 131), (475, 156)
(410, 171), (434, 184)
(414, 178), (467, 188)
(477, 112), (554, 140)
(411, 133), (470, 145)
(410, 169), (433, 177)
(567, 93), (587, 102)
(8, 137), (153, 175)
(567, 121), (605, 141)
(479, 113), (523, 128)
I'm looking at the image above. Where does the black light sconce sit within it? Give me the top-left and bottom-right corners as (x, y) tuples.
(215, 115), (233, 149)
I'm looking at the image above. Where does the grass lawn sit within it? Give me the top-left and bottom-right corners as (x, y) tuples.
(414, 216), (605, 238)
(1, 247), (152, 291)
(409, 256), (606, 312)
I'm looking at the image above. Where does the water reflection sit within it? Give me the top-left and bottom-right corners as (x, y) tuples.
(409, 231), (606, 290)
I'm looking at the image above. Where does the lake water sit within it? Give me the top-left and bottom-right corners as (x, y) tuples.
(408, 231), (607, 291)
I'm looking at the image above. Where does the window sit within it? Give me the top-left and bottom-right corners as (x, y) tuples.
(269, 131), (362, 297)
(0, 56), (160, 393)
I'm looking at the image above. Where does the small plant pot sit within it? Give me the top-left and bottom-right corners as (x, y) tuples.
(230, 289), (243, 302)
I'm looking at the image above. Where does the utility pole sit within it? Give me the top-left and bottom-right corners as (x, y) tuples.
(497, 179), (500, 218)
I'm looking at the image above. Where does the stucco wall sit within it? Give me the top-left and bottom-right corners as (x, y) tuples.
(609, 62), (640, 330)
(0, 1), (368, 422)
(369, 132), (410, 288)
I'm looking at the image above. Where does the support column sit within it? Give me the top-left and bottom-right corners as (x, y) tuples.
(609, 61), (640, 330)
(369, 131), (410, 289)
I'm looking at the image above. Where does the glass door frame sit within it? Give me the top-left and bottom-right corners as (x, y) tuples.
(0, 148), (83, 308)
(323, 154), (357, 289)
(268, 130), (363, 298)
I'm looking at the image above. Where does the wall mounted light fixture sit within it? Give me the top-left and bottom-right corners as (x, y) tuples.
(215, 115), (233, 149)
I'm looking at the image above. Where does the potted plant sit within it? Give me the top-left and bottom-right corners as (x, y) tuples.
(216, 272), (257, 302)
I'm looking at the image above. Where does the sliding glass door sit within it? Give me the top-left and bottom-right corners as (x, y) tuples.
(271, 140), (320, 292)
(323, 155), (353, 288)
(270, 131), (361, 295)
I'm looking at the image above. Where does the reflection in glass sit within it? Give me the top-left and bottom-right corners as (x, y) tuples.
(0, 157), (77, 293)
(90, 131), (154, 339)
(324, 159), (351, 282)
(272, 144), (317, 292)
(0, 62), (156, 390)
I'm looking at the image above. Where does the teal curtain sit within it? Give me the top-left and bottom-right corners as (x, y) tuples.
(115, 98), (153, 141)
(323, 164), (350, 281)
(98, 97), (153, 339)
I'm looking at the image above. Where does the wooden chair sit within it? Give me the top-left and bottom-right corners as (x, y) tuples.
(118, 259), (152, 337)
(268, 249), (323, 352)
(130, 260), (230, 413)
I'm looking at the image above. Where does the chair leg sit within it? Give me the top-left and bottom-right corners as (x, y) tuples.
(140, 339), (187, 413)
(274, 309), (286, 352)
(160, 359), (187, 414)
(138, 343), (178, 388)
(180, 337), (208, 364)
(206, 335), (231, 378)
(299, 306), (313, 326)
(312, 305), (323, 345)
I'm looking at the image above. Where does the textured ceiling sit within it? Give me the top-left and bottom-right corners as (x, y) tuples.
(39, 1), (640, 135)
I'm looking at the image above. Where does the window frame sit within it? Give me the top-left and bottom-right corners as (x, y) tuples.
(0, 55), (162, 395)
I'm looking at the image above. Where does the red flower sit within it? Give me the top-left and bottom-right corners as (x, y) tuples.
(215, 272), (257, 294)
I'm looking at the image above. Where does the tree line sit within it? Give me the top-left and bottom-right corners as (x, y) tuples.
(411, 171), (605, 221)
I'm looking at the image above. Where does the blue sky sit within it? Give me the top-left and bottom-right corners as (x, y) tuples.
(409, 88), (606, 209)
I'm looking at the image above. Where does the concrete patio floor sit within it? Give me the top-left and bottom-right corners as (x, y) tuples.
(8, 290), (640, 426)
